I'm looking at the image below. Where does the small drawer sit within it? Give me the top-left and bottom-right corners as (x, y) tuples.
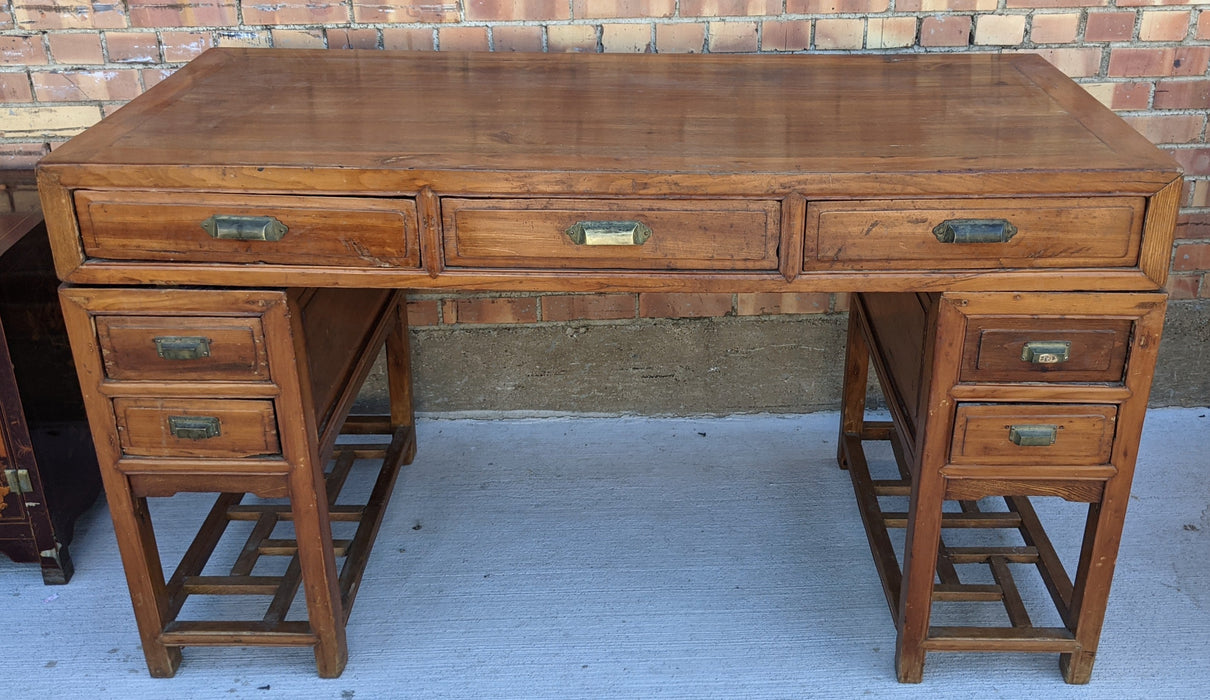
(960, 317), (1132, 384)
(96, 315), (270, 382)
(950, 404), (1117, 466)
(113, 398), (280, 458)
(75, 191), (420, 269)
(442, 198), (781, 270)
(805, 197), (1144, 270)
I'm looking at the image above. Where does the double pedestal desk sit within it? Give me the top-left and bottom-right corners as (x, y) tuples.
(37, 49), (1181, 683)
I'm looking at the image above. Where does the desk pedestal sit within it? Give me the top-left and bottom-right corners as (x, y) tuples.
(841, 291), (1166, 683)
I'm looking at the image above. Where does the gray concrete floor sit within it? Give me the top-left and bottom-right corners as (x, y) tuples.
(3, 408), (1209, 699)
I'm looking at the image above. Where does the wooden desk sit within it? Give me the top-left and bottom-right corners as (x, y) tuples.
(36, 49), (1181, 683)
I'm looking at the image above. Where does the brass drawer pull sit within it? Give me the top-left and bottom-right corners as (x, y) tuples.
(168, 415), (222, 440)
(1008, 424), (1057, 447)
(200, 214), (289, 241)
(565, 220), (653, 246)
(932, 218), (1018, 244)
(154, 336), (211, 361)
(1021, 340), (1071, 365)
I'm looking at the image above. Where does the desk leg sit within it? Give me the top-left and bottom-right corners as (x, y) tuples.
(387, 301), (417, 463)
(837, 303), (870, 471)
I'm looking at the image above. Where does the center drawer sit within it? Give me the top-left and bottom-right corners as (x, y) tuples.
(441, 198), (781, 270)
(112, 397), (280, 458)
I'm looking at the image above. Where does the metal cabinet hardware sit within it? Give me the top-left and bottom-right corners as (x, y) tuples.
(168, 415), (222, 440)
(1008, 424), (1058, 446)
(201, 214), (288, 241)
(565, 220), (653, 246)
(932, 218), (1018, 244)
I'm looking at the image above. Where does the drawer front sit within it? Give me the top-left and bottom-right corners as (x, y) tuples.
(806, 197), (1144, 270)
(961, 317), (1132, 384)
(113, 398), (280, 458)
(950, 404), (1117, 466)
(442, 198), (781, 270)
(96, 315), (270, 382)
(75, 191), (420, 268)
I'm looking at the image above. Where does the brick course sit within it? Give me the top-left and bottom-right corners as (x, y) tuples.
(0, 0), (1206, 324)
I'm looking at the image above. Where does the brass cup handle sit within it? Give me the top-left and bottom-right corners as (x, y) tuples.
(154, 336), (211, 361)
(1021, 340), (1071, 365)
(201, 214), (288, 241)
(1008, 424), (1057, 447)
(932, 218), (1018, 244)
(565, 220), (653, 246)
(168, 415), (222, 440)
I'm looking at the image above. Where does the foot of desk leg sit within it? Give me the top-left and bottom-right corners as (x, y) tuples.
(894, 640), (926, 684)
(1060, 651), (1096, 685)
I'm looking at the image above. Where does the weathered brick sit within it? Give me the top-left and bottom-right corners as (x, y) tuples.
(1139, 10), (1190, 41)
(406, 300), (440, 327)
(1085, 11), (1136, 42)
(1109, 47), (1210, 77)
(270, 30), (327, 49)
(602, 24), (653, 53)
(1124, 114), (1205, 145)
(494, 26), (544, 52)
(126, 0), (237, 28)
(1155, 80), (1210, 109)
(541, 294), (635, 322)
(0, 6), (12, 31)
(788, 0), (889, 11)
(107, 32), (161, 64)
(0, 73), (32, 102)
(0, 144), (48, 169)
(466, 0), (570, 21)
(1081, 80), (1152, 110)
(328, 29), (380, 50)
(866, 17), (917, 49)
(1026, 47), (1103, 77)
(1166, 273), (1201, 299)
(1118, 0), (1196, 7)
(761, 21), (811, 52)
(47, 33), (103, 64)
(639, 293), (732, 319)
(1190, 183), (1209, 210)
(1006, 0), (1107, 7)
(33, 69), (142, 101)
(215, 31), (273, 48)
(12, 0), (127, 30)
(573, 0), (675, 19)
(974, 14), (1027, 46)
(160, 31), (215, 62)
(548, 25), (598, 52)
(920, 16), (972, 48)
(140, 67), (175, 89)
(707, 22), (758, 52)
(896, 0), (996, 10)
(655, 23), (705, 53)
(447, 297), (538, 324)
(0, 104), (102, 137)
(439, 26), (490, 51)
(354, 0), (461, 23)
(1030, 13), (1080, 44)
(1173, 242), (1210, 271)
(1176, 211), (1210, 238)
(245, 1), (349, 25)
(682, 0), (780, 16)
(1199, 11), (1210, 40)
(736, 293), (829, 316)
(1171, 147), (1210, 176)
(1, 35), (47, 65)
(815, 18), (865, 50)
(383, 28), (437, 50)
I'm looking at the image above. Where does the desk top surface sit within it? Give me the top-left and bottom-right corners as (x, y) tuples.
(41, 49), (1177, 196)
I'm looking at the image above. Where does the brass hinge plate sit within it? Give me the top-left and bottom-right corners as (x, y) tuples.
(2, 468), (34, 494)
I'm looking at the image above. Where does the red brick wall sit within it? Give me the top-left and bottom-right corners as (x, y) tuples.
(3, 2), (1208, 326)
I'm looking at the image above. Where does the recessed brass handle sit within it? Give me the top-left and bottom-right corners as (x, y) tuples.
(565, 220), (652, 246)
(201, 214), (288, 241)
(168, 415), (221, 440)
(1021, 341), (1071, 365)
(932, 218), (1018, 244)
(154, 336), (211, 361)
(1008, 424), (1057, 447)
